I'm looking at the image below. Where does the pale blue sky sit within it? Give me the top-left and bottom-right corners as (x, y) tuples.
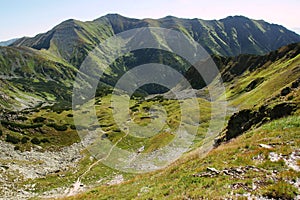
(1, 0), (299, 41)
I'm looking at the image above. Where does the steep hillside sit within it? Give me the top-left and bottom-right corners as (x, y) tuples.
(58, 43), (300, 200)
(221, 42), (300, 109)
(186, 42), (300, 90)
(61, 115), (300, 199)
(0, 46), (78, 109)
(12, 19), (114, 67)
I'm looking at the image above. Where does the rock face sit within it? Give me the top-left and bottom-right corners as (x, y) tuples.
(215, 102), (298, 144)
(245, 77), (265, 92)
(269, 103), (296, 119)
(224, 109), (256, 141)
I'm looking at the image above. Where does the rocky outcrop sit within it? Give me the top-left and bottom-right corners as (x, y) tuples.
(245, 77), (265, 92)
(215, 102), (297, 145)
(193, 165), (264, 179)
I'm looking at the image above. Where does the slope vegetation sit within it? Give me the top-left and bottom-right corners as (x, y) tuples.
(58, 43), (300, 200)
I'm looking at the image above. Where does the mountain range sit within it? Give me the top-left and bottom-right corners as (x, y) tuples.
(0, 14), (300, 110)
(12, 14), (300, 66)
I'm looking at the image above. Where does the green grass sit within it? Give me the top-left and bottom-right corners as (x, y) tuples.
(261, 181), (299, 199)
(58, 114), (300, 200)
(227, 54), (300, 109)
(83, 95), (213, 154)
(0, 104), (80, 151)
(262, 115), (300, 130)
(1, 43), (300, 199)
(3, 76), (298, 199)
(0, 94), (215, 197)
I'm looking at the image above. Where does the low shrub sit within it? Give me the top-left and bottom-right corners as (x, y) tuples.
(14, 146), (20, 151)
(0, 120), (43, 129)
(33, 117), (46, 123)
(6, 134), (20, 144)
(262, 182), (298, 199)
(17, 116), (28, 121)
(46, 123), (68, 131)
(70, 124), (76, 130)
(21, 136), (30, 144)
(31, 137), (41, 145)
(41, 138), (50, 143)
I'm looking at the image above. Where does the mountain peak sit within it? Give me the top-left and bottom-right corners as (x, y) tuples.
(221, 15), (251, 21)
(161, 15), (177, 19)
(104, 13), (124, 18)
(100, 13), (137, 21)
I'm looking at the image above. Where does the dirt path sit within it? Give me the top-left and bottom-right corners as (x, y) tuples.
(66, 130), (129, 197)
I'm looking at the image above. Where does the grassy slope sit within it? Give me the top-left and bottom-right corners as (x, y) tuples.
(61, 115), (299, 200)
(57, 47), (300, 199)
(0, 46), (79, 109)
(0, 44), (298, 199)
(0, 94), (212, 196)
(226, 53), (300, 109)
(0, 106), (80, 151)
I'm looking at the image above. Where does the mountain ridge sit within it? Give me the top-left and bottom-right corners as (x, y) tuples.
(11, 14), (300, 67)
(1, 14), (300, 109)
(0, 38), (18, 46)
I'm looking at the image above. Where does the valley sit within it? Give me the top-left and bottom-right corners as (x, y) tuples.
(0, 14), (299, 199)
